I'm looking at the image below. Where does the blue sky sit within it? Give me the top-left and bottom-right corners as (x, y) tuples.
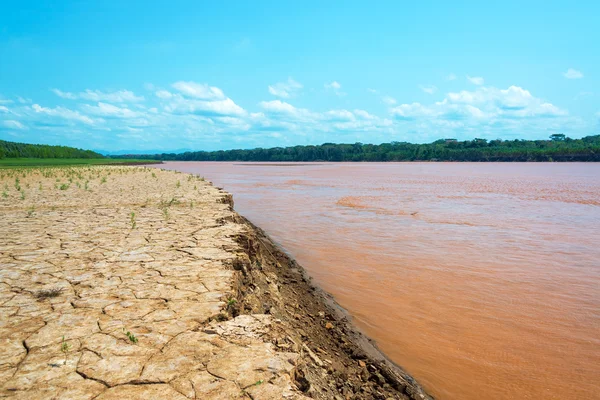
(0, 1), (598, 152)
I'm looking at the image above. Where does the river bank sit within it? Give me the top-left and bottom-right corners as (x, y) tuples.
(0, 166), (431, 400)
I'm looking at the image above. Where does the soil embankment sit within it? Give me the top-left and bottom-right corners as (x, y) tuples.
(0, 166), (431, 399)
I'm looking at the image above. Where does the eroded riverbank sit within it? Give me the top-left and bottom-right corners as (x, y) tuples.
(0, 166), (430, 400)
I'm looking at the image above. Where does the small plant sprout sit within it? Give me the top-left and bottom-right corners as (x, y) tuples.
(254, 380), (264, 386)
(123, 328), (138, 343)
(27, 206), (35, 217)
(2, 191), (7, 199)
(59, 183), (69, 190)
(84, 180), (89, 190)
(190, 200), (194, 208)
(101, 176), (107, 184)
(60, 336), (71, 364)
(176, 180), (181, 188)
(151, 172), (156, 178)
(226, 297), (237, 311)
(20, 191), (25, 200)
(130, 212), (136, 229)
(38, 182), (43, 191)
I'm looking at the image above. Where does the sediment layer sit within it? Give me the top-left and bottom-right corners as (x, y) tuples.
(0, 166), (432, 399)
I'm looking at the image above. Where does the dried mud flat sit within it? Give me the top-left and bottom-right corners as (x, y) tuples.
(0, 166), (432, 400)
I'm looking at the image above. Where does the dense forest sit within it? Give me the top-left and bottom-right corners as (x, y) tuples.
(0, 140), (103, 159)
(116, 134), (600, 162)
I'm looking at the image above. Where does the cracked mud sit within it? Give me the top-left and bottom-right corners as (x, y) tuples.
(0, 166), (431, 400)
(0, 167), (306, 399)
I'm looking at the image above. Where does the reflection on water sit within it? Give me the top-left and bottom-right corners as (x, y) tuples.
(159, 162), (600, 400)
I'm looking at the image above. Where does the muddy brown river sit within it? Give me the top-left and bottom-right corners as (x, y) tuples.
(159, 162), (600, 400)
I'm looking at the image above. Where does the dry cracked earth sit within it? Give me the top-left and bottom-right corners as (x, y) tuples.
(0, 166), (309, 400)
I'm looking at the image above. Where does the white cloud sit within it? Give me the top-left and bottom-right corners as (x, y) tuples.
(354, 109), (376, 119)
(155, 90), (173, 99)
(367, 88), (379, 94)
(467, 75), (485, 85)
(325, 81), (341, 90)
(419, 85), (438, 94)
(172, 81), (225, 100)
(3, 120), (26, 130)
(0, 105), (9, 113)
(259, 100), (307, 116)
(382, 96), (397, 105)
(81, 102), (143, 119)
(52, 89), (77, 100)
(391, 85), (567, 121)
(268, 78), (302, 98)
(32, 104), (96, 124)
(325, 81), (345, 96)
(447, 73), (457, 81)
(52, 88), (144, 102)
(166, 97), (246, 117)
(563, 68), (583, 79)
(324, 109), (355, 121)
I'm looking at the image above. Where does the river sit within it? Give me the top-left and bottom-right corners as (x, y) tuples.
(158, 162), (600, 400)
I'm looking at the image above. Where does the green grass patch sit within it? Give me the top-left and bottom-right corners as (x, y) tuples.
(0, 158), (161, 168)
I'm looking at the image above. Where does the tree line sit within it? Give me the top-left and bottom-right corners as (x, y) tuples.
(115, 134), (600, 162)
(0, 140), (103, 159)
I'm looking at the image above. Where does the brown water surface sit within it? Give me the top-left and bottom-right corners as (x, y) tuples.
(159, 162), (600, 400)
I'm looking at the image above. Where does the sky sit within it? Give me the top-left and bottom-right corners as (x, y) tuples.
(0, 0), (598, 152)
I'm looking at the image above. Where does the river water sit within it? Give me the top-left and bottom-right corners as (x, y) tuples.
(159, 162), (600, 400)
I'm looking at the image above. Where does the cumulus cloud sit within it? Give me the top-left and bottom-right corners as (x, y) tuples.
(52, 89), (77, 100)
(419, 85), (438, 94)
(81, 102), (144, 119)
(5, 79), (586, 151)
(391, 85), (567, 122)
(259, 100), (313, 120)
(165, 97), (246, 117)
(155, 90), (173, 99)
(32, 104), (96, 124)
(171, 81), (225, 100)
(382, 96), (397, 105)
(467, 75), (485, 85)
(52, 88), (144, 102)
(325, 81), (345, 96)
(268, 78), (302, 98)
(563, 68), (583, 79)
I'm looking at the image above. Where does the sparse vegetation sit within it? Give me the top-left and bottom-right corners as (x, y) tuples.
(60, 336), (70, 365)
(130, 212), (136, 229)
(36, 288), (62, 299)
(123, 328), (138, 344)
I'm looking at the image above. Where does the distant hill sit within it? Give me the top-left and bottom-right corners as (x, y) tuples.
(113, 134), (600, 162)
(0, 140), (103, 159)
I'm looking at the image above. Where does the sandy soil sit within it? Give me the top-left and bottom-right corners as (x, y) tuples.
(0, 166), (431, 400)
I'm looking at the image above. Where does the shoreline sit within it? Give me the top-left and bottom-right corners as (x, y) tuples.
(232, 212), (433, 399)
(0, 165), (432, 399)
